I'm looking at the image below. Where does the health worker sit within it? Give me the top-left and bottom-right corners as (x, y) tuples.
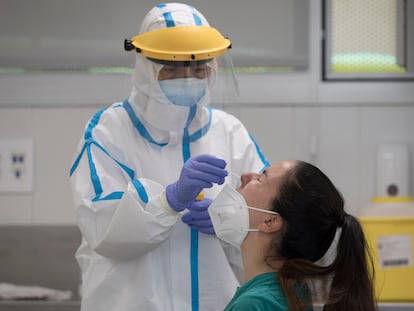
(69, 3), (269, 311)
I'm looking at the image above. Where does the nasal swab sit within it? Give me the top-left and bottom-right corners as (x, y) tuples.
(196, 171), (241, 200)
(228, 171), (241, 188)
(228, 171), (240, 179)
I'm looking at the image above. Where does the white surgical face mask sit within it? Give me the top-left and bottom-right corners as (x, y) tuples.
(208, 184), (279, 248)
(159, 78), (207, 107)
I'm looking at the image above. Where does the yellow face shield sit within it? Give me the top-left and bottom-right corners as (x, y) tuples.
(124, 26), (231, 62)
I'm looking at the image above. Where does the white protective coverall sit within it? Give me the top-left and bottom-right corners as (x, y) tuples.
(69, 3), (269, 311)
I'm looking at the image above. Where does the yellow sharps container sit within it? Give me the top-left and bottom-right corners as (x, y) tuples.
(359, 199), (414, 302)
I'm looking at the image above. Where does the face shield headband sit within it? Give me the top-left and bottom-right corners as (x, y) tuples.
(126, 3), (234, 131)
(146, 58), (213, 67)
(124, 26), (231, 62)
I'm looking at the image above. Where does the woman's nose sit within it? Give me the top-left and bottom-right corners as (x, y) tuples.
(240, 172), (254, 186)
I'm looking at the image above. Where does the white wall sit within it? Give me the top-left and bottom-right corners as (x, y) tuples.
(1, 86), (413, 224)
(0, 0), (414, 224)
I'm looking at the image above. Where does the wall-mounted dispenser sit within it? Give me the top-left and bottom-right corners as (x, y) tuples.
(373, 143), (413, 203)
(358, 142), (414, 302)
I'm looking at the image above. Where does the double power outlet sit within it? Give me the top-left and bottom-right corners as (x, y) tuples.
(0, 139), (34, 193)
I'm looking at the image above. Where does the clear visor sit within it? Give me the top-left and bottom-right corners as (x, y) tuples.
(150, 51), (238, 110)
(131, 52), (238, 133)
(211, 51), (239, 109)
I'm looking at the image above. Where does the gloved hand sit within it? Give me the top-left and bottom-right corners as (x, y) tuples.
(182, 198), (215, 235)
(166, 154), (227, 212)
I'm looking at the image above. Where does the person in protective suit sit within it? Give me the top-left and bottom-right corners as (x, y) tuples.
(69, 3), (269, 311)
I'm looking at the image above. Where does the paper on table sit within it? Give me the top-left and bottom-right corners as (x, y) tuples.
(0, 283), (72, 301)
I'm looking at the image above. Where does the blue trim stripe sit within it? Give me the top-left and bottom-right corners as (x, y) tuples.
(249, 133), (270, 171)
(185, 105), (197, 129)
(132, 179), (149, 203)
(156, 4), (166, 8)
(87, 140), (142, 201)
(69, 105), (149, 204)
(163, 12), (175, 27)
(182, 131), (191, 164)
(69, 112), (101, 177)
(192, 13), (202, 25)
(123, 100), (167, 147)
(182, 105), (196, 152)
(84, 107), (107, 140)
(92, 191), (124, 202)
(187, 107), (212, 143)
(92, 140), (135, 180)
(181, 105), (200, 311)
(69, 143), (87, 177)
(87, 142), (102, 196)
(181, 105), (195, 162)
(190, 229), (199, 311)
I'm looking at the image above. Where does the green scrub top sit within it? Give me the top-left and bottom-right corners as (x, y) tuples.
(223, 272), (287, 311)
(223, 272), (313, 311)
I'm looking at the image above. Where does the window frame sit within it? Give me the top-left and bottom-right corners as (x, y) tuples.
(322, 0), (414, 81)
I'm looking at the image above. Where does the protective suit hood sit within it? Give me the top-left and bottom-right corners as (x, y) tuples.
(128, 3), (218, 134)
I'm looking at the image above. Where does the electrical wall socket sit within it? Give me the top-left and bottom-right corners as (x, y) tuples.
(0, 139), (34, 193)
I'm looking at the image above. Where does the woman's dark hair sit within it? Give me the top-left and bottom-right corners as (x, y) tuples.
(266, 161), (376, 311)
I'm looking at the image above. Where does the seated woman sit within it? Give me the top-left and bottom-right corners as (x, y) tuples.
(208, 160), (376, 311)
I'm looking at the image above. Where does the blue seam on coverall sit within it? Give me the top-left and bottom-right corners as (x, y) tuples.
(69, 143), (87, 177)
(123, 99), (167, 147)
(163, 12), (175, 27)
(123, 100), (211, 310)
(248, 133), (270, 172)
(184, 4), (203, 25)
(192, 12), (202, 25)
(127, 3), (204, 304)
(181, 109), (265, 311)
(69, 106), (149, 203)
(69, 106), (107, 179)
(160, 4), (203, 28)
(182, 105), (199, 311)
(187, 107), (212, 142)
(89, 140), (149, 202)
(124, 100), (212, 311)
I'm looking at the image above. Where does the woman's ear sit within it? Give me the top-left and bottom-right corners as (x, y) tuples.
(258, 215), (283, 233)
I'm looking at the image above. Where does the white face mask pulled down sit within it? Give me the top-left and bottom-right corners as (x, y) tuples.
(208, 184), (279, 248)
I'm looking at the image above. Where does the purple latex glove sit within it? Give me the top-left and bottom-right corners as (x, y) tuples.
(166, 154), (227, 212)
(182, 198), (215, 235)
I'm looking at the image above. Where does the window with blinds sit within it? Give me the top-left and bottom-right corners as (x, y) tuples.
(323, 0), (414, 80)
(0, 0), (309, 73)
